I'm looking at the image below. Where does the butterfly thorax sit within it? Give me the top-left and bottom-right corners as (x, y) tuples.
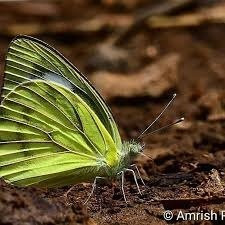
(105, 140), (143, 178)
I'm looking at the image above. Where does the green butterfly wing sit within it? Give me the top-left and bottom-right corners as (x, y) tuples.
(0, 36), (122, 187)
(1, 35), (122, 148)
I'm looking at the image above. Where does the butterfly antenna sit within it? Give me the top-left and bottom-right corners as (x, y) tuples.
(137, 93), (177, 139)
(141, 117), (184, 139)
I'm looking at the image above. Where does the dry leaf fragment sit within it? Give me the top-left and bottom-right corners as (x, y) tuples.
(91, 53), (180, 99)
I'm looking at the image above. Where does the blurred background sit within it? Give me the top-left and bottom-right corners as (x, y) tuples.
(0, 1), (225, 225)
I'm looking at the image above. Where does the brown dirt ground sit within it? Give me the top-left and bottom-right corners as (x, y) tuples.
(0, 1), (225, 225)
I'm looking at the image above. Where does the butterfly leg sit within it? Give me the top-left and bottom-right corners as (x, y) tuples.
(84, 176), (105, 205)
(117, 171), (128, 204)
(63, 185), (76, 199)
(125, 168), (142, 195)
(130, 164), (146, 186)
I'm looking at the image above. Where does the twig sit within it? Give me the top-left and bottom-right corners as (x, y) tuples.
(147, 5), (225, 28)
(114, 0), (194, 45)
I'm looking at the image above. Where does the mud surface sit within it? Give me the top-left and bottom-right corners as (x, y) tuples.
(0, 1), (225, 224)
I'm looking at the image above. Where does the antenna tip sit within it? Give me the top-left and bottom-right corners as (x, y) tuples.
(175, 117), (184, 123)
(173, 93), (177, 97)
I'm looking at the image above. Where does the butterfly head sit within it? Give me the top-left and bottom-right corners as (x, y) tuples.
(127, 140), (143, 157)
(121, 140), (143, 160)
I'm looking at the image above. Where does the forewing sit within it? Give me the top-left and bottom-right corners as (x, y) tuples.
(0, 80), (118, 186)
(1, 35), (122, 149)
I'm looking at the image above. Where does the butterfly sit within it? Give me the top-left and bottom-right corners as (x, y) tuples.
(0, 36), (182, 203)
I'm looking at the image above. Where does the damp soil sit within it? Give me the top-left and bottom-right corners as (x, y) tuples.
(0, 1), (225, 225)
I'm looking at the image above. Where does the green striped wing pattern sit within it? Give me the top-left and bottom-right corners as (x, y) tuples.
(0, 36), (122, 187)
